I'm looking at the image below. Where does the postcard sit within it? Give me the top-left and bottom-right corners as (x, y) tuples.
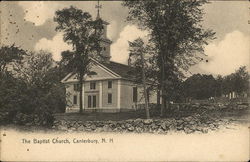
(0, 0), (249, 161)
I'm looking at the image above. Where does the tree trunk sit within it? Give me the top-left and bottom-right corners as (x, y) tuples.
(166, 99), (170, 113)
(160, 56), (166, 117)
(160, 87), (167, 116)
(140, 52), (150, 119)
(161, 89), (167, 117)
(143, 83), (150, 119)
(79, 73), (83, 113)
(157, 89), (161, 108)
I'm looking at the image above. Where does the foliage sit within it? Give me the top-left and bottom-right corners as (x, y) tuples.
(0, 44), (26, 73)
(221, 66), (249, 96)
(123, 0), (215, 73)
(54, 6), (104, 113)
(0, 72), (28, 123)
(0, 48), (66, 126)
(123, 0), (215, 115)
(12, 51), (54, 85)
(184, 74), (216, 99)
(14, 50), (67, 113)
(128, 38), (151, 118)
(167, 76), (185, 102)
(183, 66), (249, 100)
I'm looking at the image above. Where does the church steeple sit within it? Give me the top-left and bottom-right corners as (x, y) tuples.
(95, 0), (102, 19)
(95, 0), (112, 63)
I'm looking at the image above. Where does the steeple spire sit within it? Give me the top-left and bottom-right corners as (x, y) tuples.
(94, 0), (112, 63)
(95, 0), (102, 19)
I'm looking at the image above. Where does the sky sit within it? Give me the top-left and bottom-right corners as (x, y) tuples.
(1, 1), (249, 77)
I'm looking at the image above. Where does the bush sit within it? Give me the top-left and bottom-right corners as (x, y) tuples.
(0, 66), (65, 126)
(0, 49), (66, 126)
(13, 111), (54, 126)
(0, 73), (26, 124)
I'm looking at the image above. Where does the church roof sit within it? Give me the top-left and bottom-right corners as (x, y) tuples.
(101, 61), (137, 80)
(61, 59), (138, 83)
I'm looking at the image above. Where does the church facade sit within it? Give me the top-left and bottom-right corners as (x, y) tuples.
(61, 13), (157, 113)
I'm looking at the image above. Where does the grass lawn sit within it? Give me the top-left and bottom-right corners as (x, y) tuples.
(54, 107), (250, 124)
(54, 109), (157, 121)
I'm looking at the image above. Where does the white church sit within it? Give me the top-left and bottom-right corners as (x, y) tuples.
(61, 3), (157, 113)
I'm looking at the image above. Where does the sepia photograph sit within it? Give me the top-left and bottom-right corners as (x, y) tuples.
(0, 0), (249, 161)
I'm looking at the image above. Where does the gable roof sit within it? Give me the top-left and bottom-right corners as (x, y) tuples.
(61, 59), (138, 83)
(101, 61), (137, 79)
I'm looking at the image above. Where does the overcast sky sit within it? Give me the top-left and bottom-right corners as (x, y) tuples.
(1, 1), (249, 76)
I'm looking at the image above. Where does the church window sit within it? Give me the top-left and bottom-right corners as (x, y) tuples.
(88, 95), (92, 108)
(90, 82), (96, 89)
(74, 83), (80, 91)
(73, 95), (77, 105)
(108, 93), (112, 104)
(108, 81), (112, 88)
(93, 95), (96, 108)
(133, 87), (137, 102)
(88, 95), (97, 108)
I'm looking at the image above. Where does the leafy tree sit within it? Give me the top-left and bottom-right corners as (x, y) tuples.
(231, 66), (249, 95)
(183, 66), (249, 100)
(12, 51), (54, 86)
(221, 66), (249, 97)
(3, 50), (66, 125)
(184, 74), (216, 100)
(0, 44), (26, 74)
(0, 44), (67, 125)
(123, 0), (215, 116)
(0, 72), (28, 124)
(129, 40), (162, 107)
(128, 38), (151, 118)
(54, 6), (104, 113)
(0, 45), (28, 123)
(214, 75), (223, 97)
(18, 51), (66, 112)
(167, 75), (185, 103)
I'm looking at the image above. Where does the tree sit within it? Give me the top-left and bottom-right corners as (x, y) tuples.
(0, 71), (28, 123)
(222, 66), (249, 97)
(123, 0), (215, 116)
(215, 75), (223, 97)
(54, 6), (104, 113)
(0, 45), (29, 124)
(231, 66), (249, 95)
(128, 38), (151, 119)
(184, 74), (216, 100)
(0, 50), (64, 125)
(13, 51), (66, 112)
(0, 44), (26, 74)
(12, 51), (54, 86)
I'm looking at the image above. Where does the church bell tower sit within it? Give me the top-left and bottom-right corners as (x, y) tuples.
(95, 1), (112, 63)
